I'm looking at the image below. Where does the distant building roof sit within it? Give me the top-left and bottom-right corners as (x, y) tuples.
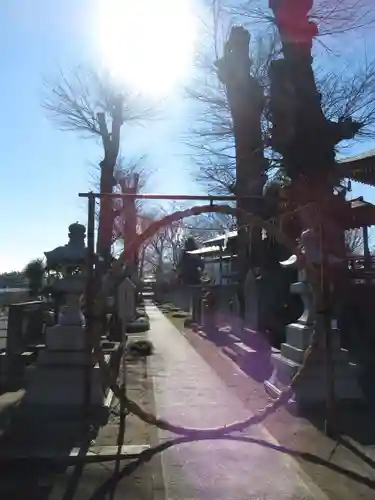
(339, 149), (375, 164)
(203, 231), (237, 245)
(338, 150), (375, 186)
(187, 245), (222, 255)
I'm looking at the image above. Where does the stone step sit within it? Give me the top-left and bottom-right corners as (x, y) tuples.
(266, 373), (364, 403)
(281, 343), (350, 365)
(272, 350), (360, 379)
(221, 345), (238, 362)
(0, 444), (149, 463)
(231, 342), (256, 358)
(227, 332), (241, 343)
(270, 352), (299, 385)
(285, 323), (342, 351)
(267, 351), (363, 402)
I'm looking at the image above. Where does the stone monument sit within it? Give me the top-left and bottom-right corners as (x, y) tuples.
(117, 269), (137, 340)
(24, 223), (105, 408)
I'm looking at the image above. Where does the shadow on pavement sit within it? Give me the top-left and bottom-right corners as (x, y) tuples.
(87, 434), (375, 500)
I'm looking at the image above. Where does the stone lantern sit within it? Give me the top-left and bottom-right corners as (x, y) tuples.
(264, 230), (363, 406)
(44, 222), (88, 331)
(24, 223), (104, 408)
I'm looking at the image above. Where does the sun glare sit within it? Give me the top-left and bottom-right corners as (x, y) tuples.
(96, 0), (198, 96)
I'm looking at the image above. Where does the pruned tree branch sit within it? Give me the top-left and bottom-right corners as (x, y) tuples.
(233, 0), (375, 37)
(42, 64), (159, 264)
(186, 0), (375, 195)
(345, 227), (371, 255)
(42, 65), (157, 137)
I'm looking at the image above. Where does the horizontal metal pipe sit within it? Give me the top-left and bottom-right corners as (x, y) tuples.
(78, 192), (263, 201)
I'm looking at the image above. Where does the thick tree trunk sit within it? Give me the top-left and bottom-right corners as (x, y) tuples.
(97, 163), (116, 266)
(216, 27), (267, 321)
(96, 98), (123, 271)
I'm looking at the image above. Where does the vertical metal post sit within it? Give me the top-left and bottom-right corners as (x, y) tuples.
(83, 192), (96, 432)
(363, 224), (370, 272)
(318, 206), (336, 437)
(219, 244), (223, 285)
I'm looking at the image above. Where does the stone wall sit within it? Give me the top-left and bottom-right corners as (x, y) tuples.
(0, 290), (29, 308)
(159, 284), (238, 318)
(160, 286), (191, 313)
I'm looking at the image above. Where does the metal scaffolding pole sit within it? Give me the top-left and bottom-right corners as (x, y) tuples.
(79, 192), (263, 201)
(83, 192), (96, 437)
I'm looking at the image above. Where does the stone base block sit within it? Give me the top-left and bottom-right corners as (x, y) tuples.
(46, 325), (85, 351)
(24, 364), (104, 406)
(285, 323), (314, 350)
(280, 342), (349, 365)
(231, 342), (256, 357)
(37, 350), (88, 366)
(265, 350), (363, 404)
(0, 352), (36, 389)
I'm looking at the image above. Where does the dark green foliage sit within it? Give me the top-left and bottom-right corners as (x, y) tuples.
(136, 308), (147, 317)
(23, 259), (45, 297)
(172, 312), (189, 318)
(127, 339), (154, 357)
(126, 317), (150, 333)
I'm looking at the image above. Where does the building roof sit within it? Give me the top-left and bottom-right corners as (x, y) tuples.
(187, 245), (222, 255)
(338, 150), (375, 186)
(202, 231), (237, 245)
(346, 197), (375, 228)
(339, 149), (375, 164)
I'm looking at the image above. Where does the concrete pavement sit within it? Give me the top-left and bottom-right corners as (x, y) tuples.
(147, 304), (328, 500)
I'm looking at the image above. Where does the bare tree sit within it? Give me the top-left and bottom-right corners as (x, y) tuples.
(138, 204), (234, 276)
(318, 60), (375, 143)
(42, 65), (157, 267)
(42, 66), (156, 135)
(345, 227), (372, 255)
(233, 0), (375, 37)
(141, 228), (169, 275)
(185, 32), (278, 192)
(186, 0), (375, 195)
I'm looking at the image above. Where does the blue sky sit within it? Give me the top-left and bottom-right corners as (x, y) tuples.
(1, 0), (375, 273)
(0, 0), (196, 273)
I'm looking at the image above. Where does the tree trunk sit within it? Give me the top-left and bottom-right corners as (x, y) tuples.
(216, 27), (267, 320)
(96, 98), (123, 271)
(97, 162), (115, 266)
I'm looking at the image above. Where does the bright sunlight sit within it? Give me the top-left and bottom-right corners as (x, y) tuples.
(96, 0), (198, 96)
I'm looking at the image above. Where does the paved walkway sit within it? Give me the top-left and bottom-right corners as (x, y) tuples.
(147, 304), (328, 500)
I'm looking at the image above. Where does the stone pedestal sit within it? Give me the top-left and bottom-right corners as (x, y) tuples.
(24, 323), (105, 407)
(264, 272), (363, 406)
